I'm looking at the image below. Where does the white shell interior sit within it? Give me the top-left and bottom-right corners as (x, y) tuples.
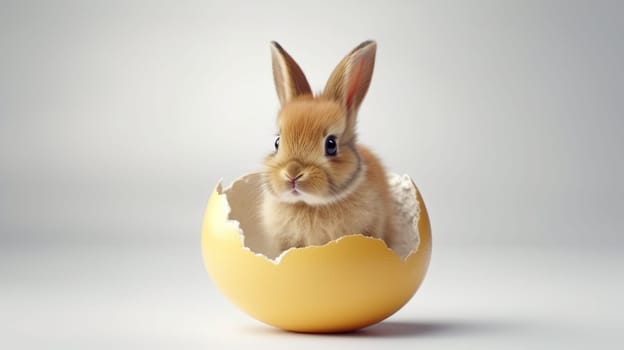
(220, 173), (421, 260)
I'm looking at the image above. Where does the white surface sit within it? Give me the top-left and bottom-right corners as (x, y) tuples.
(2, 243), (622, 349)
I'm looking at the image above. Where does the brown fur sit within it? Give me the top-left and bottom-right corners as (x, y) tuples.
(262, 41), (394, 254)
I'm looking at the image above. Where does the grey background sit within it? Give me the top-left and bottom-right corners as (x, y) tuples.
(1, 1), (623, 349)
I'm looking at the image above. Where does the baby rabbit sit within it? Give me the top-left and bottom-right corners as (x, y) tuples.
(261, 40), (395, 254)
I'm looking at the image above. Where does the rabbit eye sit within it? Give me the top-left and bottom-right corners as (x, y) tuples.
(325, 135), (337, 156)
(274, 136), (280, 151)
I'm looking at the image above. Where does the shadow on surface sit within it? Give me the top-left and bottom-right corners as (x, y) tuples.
(356, 320), (522, 338)
(247, 319), (527, 339)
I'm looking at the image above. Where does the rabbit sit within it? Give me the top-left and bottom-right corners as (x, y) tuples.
(260, 40), (395, 255)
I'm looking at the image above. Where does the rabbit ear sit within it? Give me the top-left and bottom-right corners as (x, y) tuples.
(323, 40), (377, 113)
(270, 41), (312, 105)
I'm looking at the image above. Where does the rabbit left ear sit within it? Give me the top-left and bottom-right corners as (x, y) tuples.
(323, 40), (377, 113)
(270, 42), (312, 106)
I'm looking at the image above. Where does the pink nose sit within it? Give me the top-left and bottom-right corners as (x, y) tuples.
(288, 174), (303, 188)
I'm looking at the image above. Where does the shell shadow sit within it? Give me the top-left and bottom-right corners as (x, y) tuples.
(353, 320), (522, 338)
(247, 320), (527, 339)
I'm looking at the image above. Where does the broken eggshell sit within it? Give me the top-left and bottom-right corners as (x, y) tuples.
(201, 172), (431, 333)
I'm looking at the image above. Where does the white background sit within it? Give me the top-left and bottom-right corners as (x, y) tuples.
(1, 1), (623, 349)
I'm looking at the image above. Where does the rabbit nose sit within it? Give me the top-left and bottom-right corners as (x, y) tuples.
(288, 173), (303, 183)
(282, 162), (303, 181)
(282, 172), (303, 185)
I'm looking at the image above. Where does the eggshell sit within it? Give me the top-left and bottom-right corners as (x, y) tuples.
(201, 173), (431, 333)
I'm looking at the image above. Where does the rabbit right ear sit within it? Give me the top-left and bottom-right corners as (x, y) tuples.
(270, 42), (312, 105)
(323, 40), (377, 114)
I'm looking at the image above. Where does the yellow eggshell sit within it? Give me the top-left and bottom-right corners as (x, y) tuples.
(201, 173), (431, 333)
